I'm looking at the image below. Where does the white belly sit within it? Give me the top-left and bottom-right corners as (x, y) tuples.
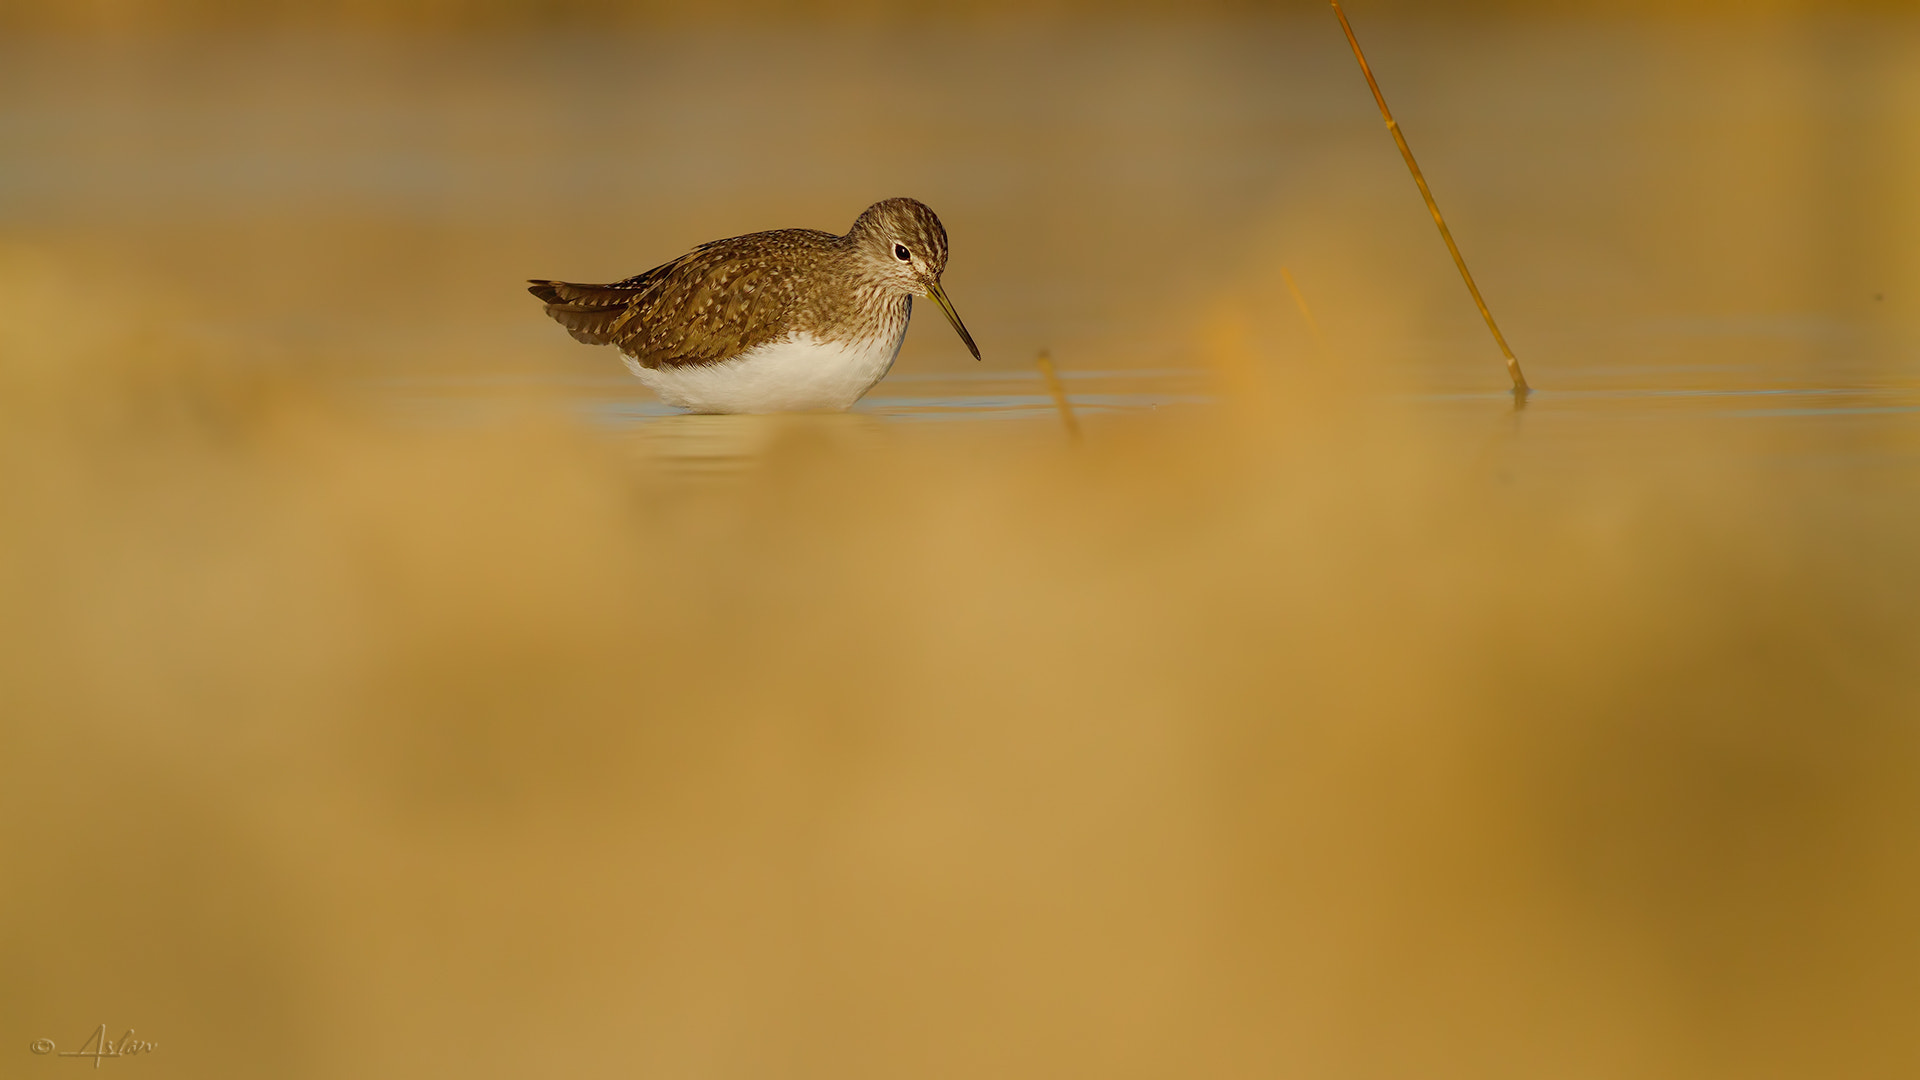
(623, 326), (907, 414)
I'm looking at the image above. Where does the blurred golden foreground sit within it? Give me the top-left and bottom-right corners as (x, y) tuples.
(5, 8), (1920, 1080)
(5, 249), (1920, 1079)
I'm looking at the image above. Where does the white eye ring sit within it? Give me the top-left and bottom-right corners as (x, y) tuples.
(893, 244), (911, 262)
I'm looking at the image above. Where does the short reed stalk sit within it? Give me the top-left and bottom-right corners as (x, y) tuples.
(1330, 0), (1531, 397)
(1035, 350), (1082, 442)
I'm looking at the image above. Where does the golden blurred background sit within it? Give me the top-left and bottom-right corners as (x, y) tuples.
(4, 2), (1920, 1078)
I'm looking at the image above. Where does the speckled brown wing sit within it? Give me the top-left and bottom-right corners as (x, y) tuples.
(529, 228), (840, 370)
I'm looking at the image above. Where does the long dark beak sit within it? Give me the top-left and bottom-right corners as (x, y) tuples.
(924, 280), (981, 361)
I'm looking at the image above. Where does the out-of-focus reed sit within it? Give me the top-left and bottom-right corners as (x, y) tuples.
(1034, 350), (1082, 441)
(4, 242), (1918, 1080)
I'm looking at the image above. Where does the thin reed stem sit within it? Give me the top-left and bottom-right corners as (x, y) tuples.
(1035, 350), (1082, 442)
(1329, 0), (1530, 396)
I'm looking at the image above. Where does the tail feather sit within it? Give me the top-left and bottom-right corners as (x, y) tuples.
(528, 279), (636, 347)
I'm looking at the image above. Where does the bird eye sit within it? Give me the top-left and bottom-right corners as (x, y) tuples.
(894, 244), (911, 262)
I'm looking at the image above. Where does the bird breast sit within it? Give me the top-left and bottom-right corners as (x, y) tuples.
(623, 298), (912, 414)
